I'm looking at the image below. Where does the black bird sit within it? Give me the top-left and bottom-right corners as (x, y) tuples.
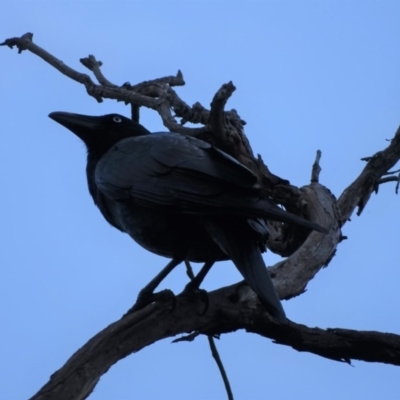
(49, 112), (325, 322)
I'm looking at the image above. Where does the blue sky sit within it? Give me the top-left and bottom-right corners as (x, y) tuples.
(2, 1), (400, 399)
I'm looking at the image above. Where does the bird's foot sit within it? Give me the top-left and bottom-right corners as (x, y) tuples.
(124, 288), (176, 316)
(180, 283), (209, 315)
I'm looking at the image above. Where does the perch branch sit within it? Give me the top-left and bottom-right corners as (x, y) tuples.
(29, 287), (400, 400)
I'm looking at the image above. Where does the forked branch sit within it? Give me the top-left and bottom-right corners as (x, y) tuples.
(3, 32), (400, 400)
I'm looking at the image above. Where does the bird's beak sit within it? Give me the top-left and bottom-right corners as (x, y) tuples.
(49, 112), (99, 141)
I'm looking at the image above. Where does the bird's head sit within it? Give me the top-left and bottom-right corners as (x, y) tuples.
(49, 112), (151, 157)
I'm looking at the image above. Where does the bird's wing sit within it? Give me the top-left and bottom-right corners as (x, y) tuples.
(95, 132), (260, 213)
(95, 132), (326, 232)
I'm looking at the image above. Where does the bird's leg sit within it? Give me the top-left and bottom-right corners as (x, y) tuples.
(181, 260), (215, 314)
(184, 260), (215, 292)
(126, 258), (183, 314)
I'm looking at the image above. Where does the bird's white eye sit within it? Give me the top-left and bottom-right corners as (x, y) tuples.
(113, 116), (122, 123)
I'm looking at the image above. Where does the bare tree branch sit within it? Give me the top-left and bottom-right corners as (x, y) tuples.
(269, 183), (340, 299)
(311, 150), (322, 183)
(208, 81), (236, 143)
(80, 55), (117, 87)
(3, 32), (400, 400)
(29, 287), (400, 400)
(207, 335), (234, 400)
(377, 171), (400, 194)
(337, 126), (400, 220)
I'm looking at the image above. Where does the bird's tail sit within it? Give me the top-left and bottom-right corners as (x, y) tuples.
(260, 200), (327, 233)
(204, 220), (286, 322)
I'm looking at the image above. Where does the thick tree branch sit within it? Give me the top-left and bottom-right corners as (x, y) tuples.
(269, 183), (340, 299)
(29, 287), (400, 400)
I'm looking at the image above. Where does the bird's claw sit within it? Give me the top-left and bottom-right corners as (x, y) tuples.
(180, 284), (209, 315)
(124, 288), (176, 316)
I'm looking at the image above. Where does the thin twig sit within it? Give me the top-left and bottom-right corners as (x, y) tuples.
(311, 150), (322, 183)
(377, 175), (400, 194)
(208, 336), (234, 400)
(185, 261), (234, 400)
(80, 55), (117, 87)
(129, 70), (185, 90)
